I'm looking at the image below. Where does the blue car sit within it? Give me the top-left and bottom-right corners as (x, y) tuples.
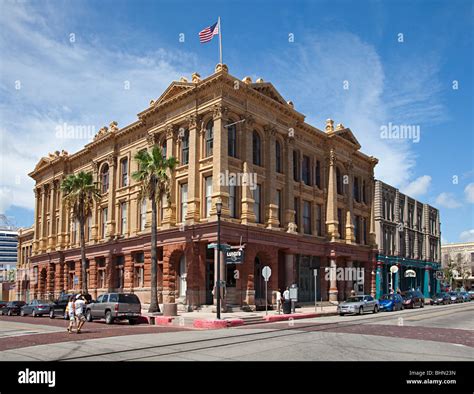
(378, 294), (404, 311)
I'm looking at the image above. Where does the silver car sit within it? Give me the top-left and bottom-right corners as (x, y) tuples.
(337, 295), (379, 316)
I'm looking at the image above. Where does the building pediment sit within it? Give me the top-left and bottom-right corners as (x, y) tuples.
(250, 82), (288, 106)
(333, 127), (361, 149)
(154, 82), (194, 106)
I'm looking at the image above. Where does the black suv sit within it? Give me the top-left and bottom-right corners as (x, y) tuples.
(1, 301), (26, 316)
(401, 290), (425, 309)
(49, 293), (93, 319)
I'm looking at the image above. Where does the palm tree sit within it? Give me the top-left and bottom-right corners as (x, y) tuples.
(61, 171), (101, 295)
(132, 146), (178, 313)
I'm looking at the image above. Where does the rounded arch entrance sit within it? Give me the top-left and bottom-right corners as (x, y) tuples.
(253, 250), (273, 306)
(166, 248), (187, 304)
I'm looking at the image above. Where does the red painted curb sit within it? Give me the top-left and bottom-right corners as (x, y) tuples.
(228, 319), (245, 327)
(193, 319), (228, 329)
(142, 315), (174, 325)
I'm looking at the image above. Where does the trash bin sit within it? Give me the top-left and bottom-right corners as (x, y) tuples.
(283, 300), (291, 314)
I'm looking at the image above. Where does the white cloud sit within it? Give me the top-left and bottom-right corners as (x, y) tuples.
(435, 192), (462, 209)
(0, 2), (196, 214)
(464, 183), (474, 203)
(263, 32), (445, 190)
(459, 229), (474, 242)
(401, 175), (432, 197)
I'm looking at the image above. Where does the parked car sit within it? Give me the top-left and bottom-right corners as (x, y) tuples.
(468, 290), (474, 300)
(401, 291), (425, 308)
(337, 295), (379, 316)
(448, 292), (463, 303)
(48, 293), (93, 319)
(0, 301), (7, 310)
(1, 301), (26, 316)
(20, 300), (54, 317)
(430, 292), (450, 305)
(378, 294), (404, 311)
(85, 293), (141, 324)
(459, 292), (471, 302)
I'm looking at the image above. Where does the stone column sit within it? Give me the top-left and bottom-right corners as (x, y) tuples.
(423, 265), (430, 298)
(162, 125), (177, 228)
(284, 253), (295, 288)
(124, 253), (134, 292)
(265, 125), (279, 229)
(346, 260), (354, 298)
(54, 260), (64, 297)
(33, 188), (41, 254)
(46, 262), (55, 300)
(47, 181), (57, 251)
(106, 154), (117, 238)
(328, 253), (338, 302)
(210, 104), (230, 218)
(375, 261), (382, 299)
(240, 115), (256, 225)
(40, 184), (48, 252)
(345, 163), (355, 243)
(89, 258), (97, 299)
(91, 162), (99, 243)
(285, 136), (296, 233)
(106, 254), (114, 292)
(326, 149), (339, 241)
(185, 114), (201, 223)
(57, 179), (66, 249)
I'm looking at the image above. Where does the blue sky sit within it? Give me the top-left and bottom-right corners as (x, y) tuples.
(0, 0), (473, 243)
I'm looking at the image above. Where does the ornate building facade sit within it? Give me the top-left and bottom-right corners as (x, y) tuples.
(441, 242), (474, 290)
(25, 64), (379, 310)
(374, 180), (442, 298)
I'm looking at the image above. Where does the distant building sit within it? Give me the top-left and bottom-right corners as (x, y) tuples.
(0, 228), (18, 281)
(441, 242), (474, 290)
(374, 180), (442, 298)
(16, 227), (34, 301)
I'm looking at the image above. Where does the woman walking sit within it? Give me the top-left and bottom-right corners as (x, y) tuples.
(66, 296), (76, 333)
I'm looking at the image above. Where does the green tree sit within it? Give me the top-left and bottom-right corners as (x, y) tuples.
(61, 171), (101, 294)
(132, 146), (178, 313)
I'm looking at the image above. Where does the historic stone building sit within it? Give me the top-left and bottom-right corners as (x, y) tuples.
(15, 226), (34, 301)
(26, 64), (379, 310)
(441, 242), (474, 290)
(374, 180), (442, 298)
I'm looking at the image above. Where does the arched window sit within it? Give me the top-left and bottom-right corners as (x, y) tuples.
(205, 120), (214, 157)
(179, 255), (187, 298)
(228, 123), (237, 157)
(181, 129), (189, 165)
(253, 130), (261, 166)
(275, 140), (282, 173)
(101, 164), (109, 193)
(336, 167), (343, 195)
(161, 139), (167, 158)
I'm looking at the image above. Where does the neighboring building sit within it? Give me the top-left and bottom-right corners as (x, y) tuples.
(374, 180), (442, 298)
(26, 64), (379, 309)
(0, 227), (18, 301)
(0, 228), (18, 281)
(16, 226), (34, 301)
(441, 242), (474, 290)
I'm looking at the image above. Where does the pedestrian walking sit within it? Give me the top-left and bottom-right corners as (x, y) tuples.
(66, 296), (76, 333)
(276, 288), (282, 314)
(74, 294), (87, 334)
(350, 289), (356, 297)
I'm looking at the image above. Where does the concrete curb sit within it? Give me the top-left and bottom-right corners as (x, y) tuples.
(142, 315), (174, 325)
(263, 312), (338, 322)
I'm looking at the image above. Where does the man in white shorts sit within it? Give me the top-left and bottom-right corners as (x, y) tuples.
(74, 294), (86, 333)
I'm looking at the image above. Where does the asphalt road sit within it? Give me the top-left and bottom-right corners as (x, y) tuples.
(0, 302), (472, 361)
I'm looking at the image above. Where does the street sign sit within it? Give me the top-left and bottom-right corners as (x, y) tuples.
(207, 243), (230, 251)
(390, 265), (399, 274)
(225, 248), (244, 264)
(73, 275), (79, 285)
(289, 284), (298, 301)
(435, 271), (444, 280)
(405, 269), (416, 278)
(313, 269), (318, 277)
(262, 266), (272, 282)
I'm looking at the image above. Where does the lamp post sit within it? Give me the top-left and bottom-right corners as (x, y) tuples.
(216, 198), (222, 320)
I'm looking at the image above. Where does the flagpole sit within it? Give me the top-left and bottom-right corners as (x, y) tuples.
(218, 16), (223, 64)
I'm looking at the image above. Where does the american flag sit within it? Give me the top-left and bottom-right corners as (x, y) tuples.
(199, 21), (219, 43)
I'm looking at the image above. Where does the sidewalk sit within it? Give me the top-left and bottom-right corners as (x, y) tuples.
(140, 304), (339, 329)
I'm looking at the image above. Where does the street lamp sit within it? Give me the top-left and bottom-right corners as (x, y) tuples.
(216, 198), (223, 320)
